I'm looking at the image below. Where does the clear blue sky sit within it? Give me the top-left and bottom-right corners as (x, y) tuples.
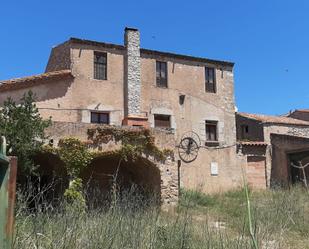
(1, 0), (308, 115)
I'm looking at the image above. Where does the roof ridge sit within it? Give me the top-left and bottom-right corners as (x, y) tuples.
(237, 112), (309, 126)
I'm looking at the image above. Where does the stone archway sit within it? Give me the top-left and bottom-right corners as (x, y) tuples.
(81, 155), (162, 207)
(44, 122), (179, 207)
(29, 152), (69, 208)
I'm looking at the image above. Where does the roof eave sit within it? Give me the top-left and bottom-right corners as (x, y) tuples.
(262, 121), (309, 127)
(0, 70), (74, 92)
(69, 37), (234, 67)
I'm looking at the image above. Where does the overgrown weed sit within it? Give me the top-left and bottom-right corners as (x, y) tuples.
(13, 181), (308, 249)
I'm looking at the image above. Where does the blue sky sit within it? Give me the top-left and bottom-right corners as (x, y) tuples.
(1, 0), (308, 115)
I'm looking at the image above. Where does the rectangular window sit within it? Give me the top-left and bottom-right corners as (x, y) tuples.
(205, 67), (216, 93)
(90, 112), (109, 124)
(206, 120), (218, 141)
(156, 61), (168, 88)
(241, 125), (249, 139)
(154, 114), (171, 128)
(94, 52), (107, 80)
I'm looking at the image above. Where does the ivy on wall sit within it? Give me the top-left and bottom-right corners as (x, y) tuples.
(41, 127), (174, 209)
(87, 126), (174, 162)
(42, 138), (93, 210)
(57, 138), (93, 178)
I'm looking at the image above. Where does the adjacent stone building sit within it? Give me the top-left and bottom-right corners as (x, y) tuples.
(287, 109), (309, 121)
(236, 112), (309, 188)
(0, 27), (245, 205)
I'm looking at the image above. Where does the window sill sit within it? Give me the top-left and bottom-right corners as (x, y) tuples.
(155, 85), (168, 89)
(90, 122), (110, 125)
(154, 127), (175, 133)
(205, 141), (219, 147)
(92, 78), (108, 81)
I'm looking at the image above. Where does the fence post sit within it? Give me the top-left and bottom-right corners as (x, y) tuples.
(0, 137), (17, 249)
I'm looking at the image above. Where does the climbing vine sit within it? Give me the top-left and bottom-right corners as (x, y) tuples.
(42, 138), (93, 211)
(87, 126), (174, 162)
(41, 127), (174, 208)
(58, 138), (93, 178)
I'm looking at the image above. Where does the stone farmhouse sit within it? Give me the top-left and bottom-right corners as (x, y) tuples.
(0, 28), (308, 206)
(236, 112), (309, 188)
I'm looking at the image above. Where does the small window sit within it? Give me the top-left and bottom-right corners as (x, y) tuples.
(91, 112), (109, 124)
(94, 52), (107, 80)
(154, 114), (171, 128)
(241, 125), (249, 139)
(156, 61), (168, 88)
(206, 120), (218, 141)
(205, 67), (216, 93)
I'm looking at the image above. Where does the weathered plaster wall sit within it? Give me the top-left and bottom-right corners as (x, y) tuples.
(0, 31), (243, 194)
(140, 55), (236, 143)
(0, 78), (77, 122)
(180, 146), (243, 193)
(69, 44), (125, 125)
(139, 54), (241, 192)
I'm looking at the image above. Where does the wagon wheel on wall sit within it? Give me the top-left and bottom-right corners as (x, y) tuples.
(178, 131), (201, 163)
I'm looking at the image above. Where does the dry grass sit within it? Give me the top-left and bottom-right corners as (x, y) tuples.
(179, 186), (309, 249)
(13, 184), (309, 249)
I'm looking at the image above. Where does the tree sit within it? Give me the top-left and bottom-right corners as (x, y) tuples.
(0, 91), (51, 174)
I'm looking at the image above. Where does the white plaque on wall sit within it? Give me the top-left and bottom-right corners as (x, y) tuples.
(211, 162), (218, 176)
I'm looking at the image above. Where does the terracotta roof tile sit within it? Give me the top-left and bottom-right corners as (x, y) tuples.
(238, 141), (268, 146)
(0, 70), (73, 92)
(238, 112), (309, 126)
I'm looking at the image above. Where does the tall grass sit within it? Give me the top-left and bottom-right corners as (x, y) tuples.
(13, 181), (309, 249)
(180, 186), (309, 249)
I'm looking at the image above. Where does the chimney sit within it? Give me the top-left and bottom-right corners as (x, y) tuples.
(123, 27), (148, 127)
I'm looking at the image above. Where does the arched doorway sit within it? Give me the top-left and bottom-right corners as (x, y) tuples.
(27, 152), (68, 210)
(82, 155), (161, 208)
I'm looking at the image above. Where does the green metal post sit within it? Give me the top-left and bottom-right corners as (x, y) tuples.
(0, 137), (17, 249)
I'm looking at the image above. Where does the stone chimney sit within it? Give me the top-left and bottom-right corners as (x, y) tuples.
(123, 27), (148, 127)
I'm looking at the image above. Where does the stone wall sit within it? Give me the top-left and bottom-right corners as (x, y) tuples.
(236, 114), (264, 141)
(263, 124), (309, 144)
(45, 121), (179, 206)
(235, 118), (309, 188)
(124, 28), (141, 116)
